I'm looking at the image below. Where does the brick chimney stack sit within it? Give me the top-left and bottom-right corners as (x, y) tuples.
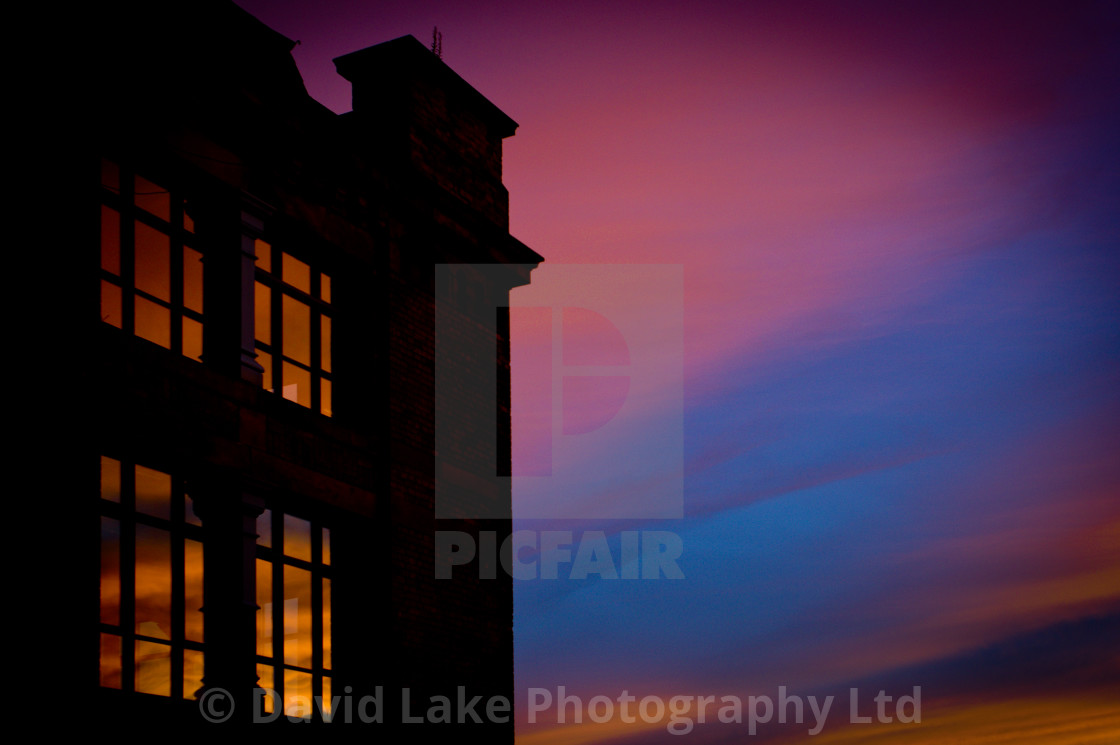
(334, 36), (518, 229)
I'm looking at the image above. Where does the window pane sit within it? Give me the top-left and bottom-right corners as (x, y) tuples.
(135, 640), (171, 697)
(321, 377), (332, 418)
(135, 174), (170, 222)
(254, 282), (271, 344)
(323, 577), (331, 671)
(323, 676), (333, 720)
(284, 515), (312, 562)
(320, 273), (331, 303)
(183, 247), (203, 313)
(282, 362), (311, 408)
(256, 558), (272, 658)
(320, 315), (331, 373)
(134, 222), (171, 301)
(134, 296), (171, 349)
(135, 464), (171, 520)
(282, 252), (311, 293)
(185, 493), (202, 526)
(284, 669), (313, 720)
(282, 295), (311, 365)
(184, 649), (204, 700)
(255, 239), (272, 273)
(184, 538), (204, 643)
(283, 565), (312, 669)
(135, 525), (171, 639)
(99, 633), (122, 689)
(101, 456), (121, 502)
(183, 317), (203, 362)
(101, 281), (121, 328)
(322, 528), (330, 566)
(101, 205), (120, 274)
(100, 517), (120, 625)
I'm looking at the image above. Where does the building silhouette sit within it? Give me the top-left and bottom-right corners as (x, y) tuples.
(78, 1), (542, 736)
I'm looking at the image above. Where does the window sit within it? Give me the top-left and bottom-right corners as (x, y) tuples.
(99, 455), (205, 699)
(255, 509), (333, 719)
(254, 240), (333, 416)
(100, 158), (204, 361)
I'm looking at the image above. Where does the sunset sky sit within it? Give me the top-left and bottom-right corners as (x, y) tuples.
(238, 1), (1119, 741)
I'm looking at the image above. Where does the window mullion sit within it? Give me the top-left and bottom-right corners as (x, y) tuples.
(120, 460), (136, 693)
(122, 172), (136, 338)
(170, 476), (186, 699)
(170, 196), (185, 356)
(311, 525), (323, 717)
(271, 510), (284, 708)
(271, 275), (283, 395)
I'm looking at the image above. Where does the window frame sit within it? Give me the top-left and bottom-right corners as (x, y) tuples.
(98, 454), (206, 700)
(99, 158), (204, 361)
(254, 507), (333, 721)
(253, 238), (333, 417)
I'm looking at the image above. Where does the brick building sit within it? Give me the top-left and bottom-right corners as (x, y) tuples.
(75, 1), (541, 736)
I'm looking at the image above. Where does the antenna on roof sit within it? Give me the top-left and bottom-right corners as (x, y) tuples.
(431, 26), (443, 59)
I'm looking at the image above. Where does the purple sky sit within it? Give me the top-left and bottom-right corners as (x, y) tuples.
(236, 1), (1120, 741)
